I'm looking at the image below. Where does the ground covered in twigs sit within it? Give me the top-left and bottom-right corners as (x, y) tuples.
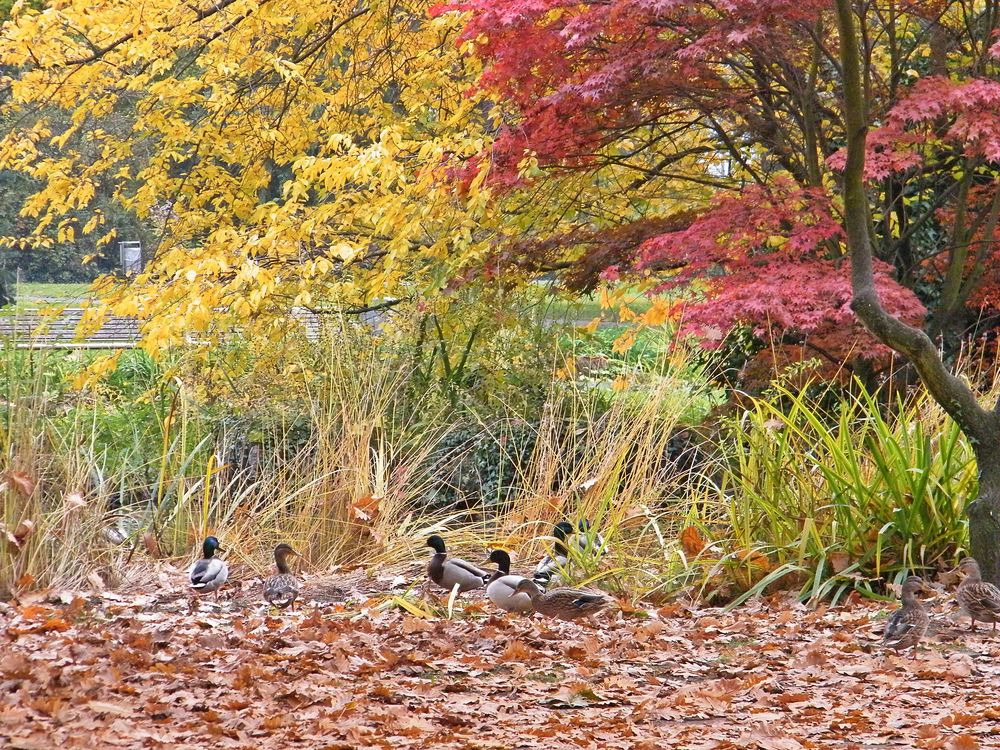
(2, 569), (999, 749)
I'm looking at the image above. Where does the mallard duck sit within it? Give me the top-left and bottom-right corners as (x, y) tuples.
(568, 519), (606, 558)
(263, 543), (302, 609)
(882, 576), (929, 654)
(484, 549), (534, 614)
(956, 557), (1000, 632)
(426, 535), (490, 594)
(188, 536), (229, 598)
(533, 521), (573, 587)
(513, 578), (611, 621)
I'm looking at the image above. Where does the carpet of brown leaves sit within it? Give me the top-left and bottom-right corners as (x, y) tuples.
(2, 569), (999, 749)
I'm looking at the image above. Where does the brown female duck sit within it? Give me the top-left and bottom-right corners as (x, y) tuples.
(513, 578), (610, 621)
(956, 557), (1000, 632)
(263, 543), (302, 609)
(882, 576), (929, 654)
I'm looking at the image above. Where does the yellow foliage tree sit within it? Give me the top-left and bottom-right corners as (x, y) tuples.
(0, 0), (496, 355)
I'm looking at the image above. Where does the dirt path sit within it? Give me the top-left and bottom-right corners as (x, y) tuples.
(1, 573), (997, 749)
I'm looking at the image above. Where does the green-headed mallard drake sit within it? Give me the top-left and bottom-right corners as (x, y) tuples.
(882, 575), (929, 654)
(568, 519), (606, 558)
(484, 549), (534, 614)
(263, 543), (302, 609)
(956, 557), (1000, 632)
(188, 536), (229, 598)
(426, 535), (490, 594)
(532, 521), (573, 587)
(514, 578), (611, 621)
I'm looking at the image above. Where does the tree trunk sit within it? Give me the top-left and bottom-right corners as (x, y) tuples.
(969, 446), (1000, 584)
(834, 0), (1000, 582)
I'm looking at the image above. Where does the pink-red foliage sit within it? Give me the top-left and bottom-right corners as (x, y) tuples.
(634, 182), (924, 357)
(438, 0), (829, 183)
(829, 77), (1000, 179)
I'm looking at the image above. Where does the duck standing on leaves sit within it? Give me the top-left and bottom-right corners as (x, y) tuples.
(426, 535), (491, 594)
(882, 576), (929, 655)
(484, 549), (534, 614)
(514, 579), (610, 621)
(956, 557), (1000, 632)
(189, 536), (229, 599)
(264, 543), (302, 609)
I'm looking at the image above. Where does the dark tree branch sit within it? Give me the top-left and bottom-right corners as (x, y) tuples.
(302, 297), (405, 316)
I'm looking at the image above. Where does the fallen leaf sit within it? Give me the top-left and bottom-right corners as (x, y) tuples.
(142, 532), (163, 558)
(546, 683), (613, 708)
(828, 551), (851, 573)
(680, 526), (707, 556)
(947, 735), (979, 750)
(8, 471), (36, 498)
(350, 493), (381, 522)
(86, 701), (133, 717)
(500, 640), (538, 661)
(6, 519), (35, 551)
(400, 616), (433, 634)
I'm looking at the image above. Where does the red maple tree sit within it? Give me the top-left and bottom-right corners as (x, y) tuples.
(437, 0), (999, 372)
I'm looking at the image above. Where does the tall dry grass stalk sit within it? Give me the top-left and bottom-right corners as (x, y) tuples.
(0, 348), (126, 596)
(478, 375), (701, 595)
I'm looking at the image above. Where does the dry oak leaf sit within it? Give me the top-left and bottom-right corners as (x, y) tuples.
(500, 640), (539, 662)
(680, 525), (708, 556)
(748, 728), (805, 750)
(828, 550), (852, 573)
(947, 735), (980, 750)
(5, 519), (35, 551)
(351, 493), (381, 522)
(86, 701), (133, 717)
(8, 471), (37, 498)
(546, 682), (613, 708)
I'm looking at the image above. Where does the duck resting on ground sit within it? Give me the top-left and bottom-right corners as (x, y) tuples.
(426, 535), (491, 594)
(189, 536), (229, 599)
(484, 549), (534, 614)
(882, 575), (929, 655)
(956, 557), (1000, 632)
(513, 579), (611, 621)
(533, 521), (574, 588)
(264, 543), (302, 609)
(568, 519), (606, 559)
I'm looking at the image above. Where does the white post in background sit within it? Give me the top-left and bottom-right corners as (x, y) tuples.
(119, 241), (143, 275)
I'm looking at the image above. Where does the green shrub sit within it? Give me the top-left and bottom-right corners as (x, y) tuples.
(685, 380), (975, 604)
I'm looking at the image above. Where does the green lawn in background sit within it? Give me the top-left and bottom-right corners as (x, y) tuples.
(5, 281), (659, 320)
(17, 282), (92, 300)
(540, 285), (656, 322)
(1, 282), (94, 312)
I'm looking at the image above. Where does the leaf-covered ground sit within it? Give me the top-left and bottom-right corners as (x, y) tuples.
(1, 569), (998, 749)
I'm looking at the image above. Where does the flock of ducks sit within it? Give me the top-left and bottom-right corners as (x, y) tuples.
(424, 522), (610, 621)
(186, 520), (609, 620)
(883, 557), (1000, 654)
(187, 530), (1000, 640)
